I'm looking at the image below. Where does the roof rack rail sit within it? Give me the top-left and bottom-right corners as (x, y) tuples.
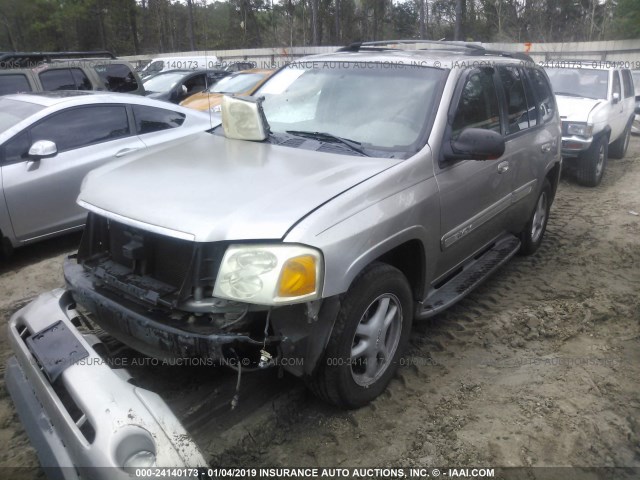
(0, 51), (116, 68)
(337, 40), (484, 53)
(337, 40), (534, 63)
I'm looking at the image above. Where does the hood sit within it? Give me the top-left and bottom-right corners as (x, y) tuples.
(555, 95), (604, 123)
(78, 132), (401, 242)
(181, 92), (223, 111)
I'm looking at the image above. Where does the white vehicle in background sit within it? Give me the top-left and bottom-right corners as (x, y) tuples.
(545, 64), (636, 186)
(139, 55), (219, 78)
(632, 70), (640, 135)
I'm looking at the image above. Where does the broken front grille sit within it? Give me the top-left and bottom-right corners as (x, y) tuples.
(77, 213), (227, 308)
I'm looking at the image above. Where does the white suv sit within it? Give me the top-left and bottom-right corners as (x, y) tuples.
(545, 63), (636, 186)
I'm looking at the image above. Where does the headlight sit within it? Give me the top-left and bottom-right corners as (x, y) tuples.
(567, 123), (593, 137)
(213, 244), (323, 305)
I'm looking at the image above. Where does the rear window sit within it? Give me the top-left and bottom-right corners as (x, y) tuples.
(0, 98), (44, 133)
(94, 63), (140, 93)
(0, 74), (32, 95)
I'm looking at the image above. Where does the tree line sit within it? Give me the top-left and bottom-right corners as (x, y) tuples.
(0, 0), (638, 56)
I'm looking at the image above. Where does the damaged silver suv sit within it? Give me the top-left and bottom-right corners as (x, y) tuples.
(7, 43), (562, 466)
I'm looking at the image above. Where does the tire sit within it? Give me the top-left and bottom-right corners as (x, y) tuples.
(0, 234), (13, 259)
(575, 134), (608, 187)
(609, 120), (631, 159)
(519, 179), (551, 256)
(307, 263), (413, 409)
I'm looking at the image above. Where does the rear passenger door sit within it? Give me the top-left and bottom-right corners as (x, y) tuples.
(496, 66), (557, 227)
(434, 68), (513, 278)
(1, 105), (146, 240)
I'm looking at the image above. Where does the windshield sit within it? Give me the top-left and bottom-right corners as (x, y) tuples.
(143, 71), (188, 93)
(254, 63), (444, 154)
(546, 68), (609, 100)
(0, 98), (44, 133)
(209, 73), (266, 94)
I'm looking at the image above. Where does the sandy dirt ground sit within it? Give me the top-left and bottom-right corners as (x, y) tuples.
(0, 138), (638, 478)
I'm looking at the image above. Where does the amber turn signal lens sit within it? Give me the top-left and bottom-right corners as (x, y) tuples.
(277, 255), (317, 297)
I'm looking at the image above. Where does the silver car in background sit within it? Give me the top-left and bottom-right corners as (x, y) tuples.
(0, 91), (213, 256)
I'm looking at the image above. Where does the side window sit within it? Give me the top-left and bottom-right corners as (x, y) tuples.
(451, 69), (501, 139)
(0, 74), (32, 95)
(621, 70), (634, 98)
(612, 72), (621, 98)
(40, 69), (76, 91)
(521, 69), (538, 128)
(498, 66), (530, 134)
(30, 106), (130, 152)
(94, 63), (140, 93)
(184, 74), (206, 94)
(2, 132), (30, 165)
(528, 69), (556, 124)
(70, 68), (92, 90)
(132, 105), (186, 134)
(39, 68), (92, 91)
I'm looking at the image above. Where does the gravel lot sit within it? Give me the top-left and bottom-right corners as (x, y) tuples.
(0, 138), (639, 477)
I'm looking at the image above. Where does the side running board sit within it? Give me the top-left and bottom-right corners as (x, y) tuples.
(417, 234), (521, 319)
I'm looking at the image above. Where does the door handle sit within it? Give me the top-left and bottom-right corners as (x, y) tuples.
(115, 148), (139, 158)
(541, 143), (552, 153)
(497, 161), (509, 174)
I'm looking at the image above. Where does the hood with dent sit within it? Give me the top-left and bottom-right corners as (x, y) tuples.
(78, 132), (401, 242)
(555, 95), (604, 123)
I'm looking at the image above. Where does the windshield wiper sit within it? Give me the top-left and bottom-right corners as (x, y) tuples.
(285, 130), (370, 156)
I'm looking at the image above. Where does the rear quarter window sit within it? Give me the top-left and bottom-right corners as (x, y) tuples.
(528, 68), (556, 125)
(94, 63), (140, 93)
(132, 105), (186, 134)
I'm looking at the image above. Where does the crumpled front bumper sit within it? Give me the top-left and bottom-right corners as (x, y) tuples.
(5, 289), (207, 480)
(561, 135), (592, 156)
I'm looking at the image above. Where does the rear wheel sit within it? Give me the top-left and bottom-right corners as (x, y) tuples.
(307, 263), (413, 409)
(519, 179), (551, 256)
(609, 121), (631, 159)
(576, 134), (608, 187)
(1, 235), (13, 259)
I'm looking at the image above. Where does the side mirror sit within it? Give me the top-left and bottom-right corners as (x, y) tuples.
(445, 128), (505, 161)
(612, 92), (620, 104)
(28, 140), (57, 159)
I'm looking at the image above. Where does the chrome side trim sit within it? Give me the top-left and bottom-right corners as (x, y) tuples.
(512, 179), (538, 204)
(441, 194), (512, 250)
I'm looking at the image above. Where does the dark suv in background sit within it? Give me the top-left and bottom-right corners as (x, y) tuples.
(0, 51), (145, 96)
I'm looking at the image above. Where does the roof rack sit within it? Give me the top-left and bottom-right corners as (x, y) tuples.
(337, 40), (533, 63)
(0, 51), (116, 68)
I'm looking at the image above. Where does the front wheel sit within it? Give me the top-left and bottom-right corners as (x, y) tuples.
(576, 134), (608, 187)
(519, 179), (551, 256)
(307, 263), (413, 409)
